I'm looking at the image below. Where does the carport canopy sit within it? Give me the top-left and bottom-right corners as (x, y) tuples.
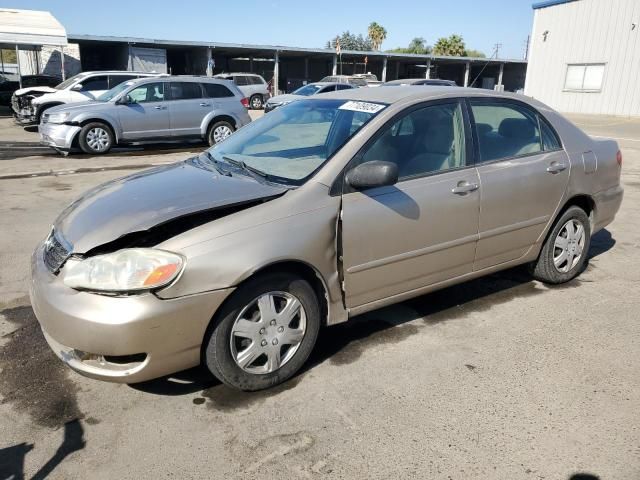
(0, 8), (67, 47)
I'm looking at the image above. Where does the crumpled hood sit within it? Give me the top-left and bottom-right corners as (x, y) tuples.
(54, 159), (288, 253)
(14, 86), (57, 96)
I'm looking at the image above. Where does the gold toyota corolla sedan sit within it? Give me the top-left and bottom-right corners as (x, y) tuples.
(30, 86), (623, 391)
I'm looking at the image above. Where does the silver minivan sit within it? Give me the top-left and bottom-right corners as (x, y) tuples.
(39, 76), (252, 155)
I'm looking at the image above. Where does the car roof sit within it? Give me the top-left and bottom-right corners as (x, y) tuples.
(384, 78), (455, 85)
(311, 85), (540, 106)
(214, 72), (262, 77)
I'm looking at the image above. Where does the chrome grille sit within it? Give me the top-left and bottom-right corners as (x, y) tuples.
(43, 231), (71, 274)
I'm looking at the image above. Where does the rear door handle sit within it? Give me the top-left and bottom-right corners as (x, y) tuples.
(547, 162), (567, 173)
(451, 182), (479, 195)
(200, 102), (211, 107)
(154, 105), (166, 110)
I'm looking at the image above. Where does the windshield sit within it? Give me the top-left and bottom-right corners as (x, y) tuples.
(292, 84), (323, 96)
(96, 81), (136, 102)
(55, 73), (88, 90)
(204, 99), (386, 185)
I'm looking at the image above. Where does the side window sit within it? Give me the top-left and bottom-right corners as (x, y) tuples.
(470, 101), (542, 162)
(335, 84), (352, 91)
(320, 85), (337, 93)
(127, 82), (165, 103)
(169, 82), (203, 100)
(203, 83), (235, 98)
(360, 102), (466, 180)
(233, 76), (250, 86)
(109, 75), (137, 88)
(79, 75), (108, 91)
(248, 76), (264, 85)
(539, 117), (561, 151)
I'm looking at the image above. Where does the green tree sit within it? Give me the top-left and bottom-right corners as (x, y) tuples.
(433, 34), (467, 57)
(367, 22), (387, 51)
(326, 31), (373, 51)
(465, 49), (486, 58)
(0, 49), (17, 64)
(387, 37), (432, 55)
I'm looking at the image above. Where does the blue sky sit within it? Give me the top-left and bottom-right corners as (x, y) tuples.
(18, 0), (535, 60)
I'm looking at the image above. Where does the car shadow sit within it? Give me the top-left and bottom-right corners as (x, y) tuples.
(132, 229), (616, 397)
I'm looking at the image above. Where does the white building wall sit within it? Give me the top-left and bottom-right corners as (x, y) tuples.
(525, 0), (640, 116)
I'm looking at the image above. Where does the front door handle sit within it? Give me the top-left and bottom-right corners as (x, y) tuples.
(451, 181), (479, 195)
(199, 102), (211, 107)
(154, 105), (166, 110)
(547, 162), (567, 173)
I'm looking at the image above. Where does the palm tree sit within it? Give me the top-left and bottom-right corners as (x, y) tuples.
(367, 22), (387, 51)
(433, 34), (467, 57)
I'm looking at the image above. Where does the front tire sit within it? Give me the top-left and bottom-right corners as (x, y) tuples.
(207, 120), (235, 146)
(78, 122), (113, 154)
(532, 206), (591, 284)
(204, 273), (320, 391)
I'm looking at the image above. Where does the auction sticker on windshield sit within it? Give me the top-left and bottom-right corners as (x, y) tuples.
(338, 101), (386, 114)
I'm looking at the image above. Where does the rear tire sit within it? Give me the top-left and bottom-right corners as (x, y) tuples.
(531, 206), (591, 284)
(203, 273), (320, 391)
(207, 120), (235, 146)
(249, 94), (264, 110)
(78, 122), (113, 155)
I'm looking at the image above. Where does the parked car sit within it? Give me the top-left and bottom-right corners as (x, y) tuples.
(0, 74), (61, 106)
(39, 76), (251, 155)
(384, 78), (458, 86)
(213, 73), (270, 110)
(264, 81), (356, 112)
(319, 75), (369, 87)
(12, 71), (164, 125)
(352, 73), (383, 87)
(30, 87), (623, 391)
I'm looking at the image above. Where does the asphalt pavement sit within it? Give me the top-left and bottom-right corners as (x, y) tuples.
(0, 110), (639, 480)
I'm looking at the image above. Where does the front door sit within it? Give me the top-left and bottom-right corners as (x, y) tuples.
(117, 82), (170, 140)
(341, 100), (481, 308)
(468, 99), (570, 270)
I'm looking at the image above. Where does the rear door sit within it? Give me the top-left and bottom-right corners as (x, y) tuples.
(341, 100), (480, 307)
(469, 98), (569, 270)
(167, 81), (207, 137)
(117, 81), (170, 140)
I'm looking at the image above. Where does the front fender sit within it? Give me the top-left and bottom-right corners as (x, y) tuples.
(72, 112), (123, 142)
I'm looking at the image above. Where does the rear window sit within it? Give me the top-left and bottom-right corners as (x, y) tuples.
(248, 76), (265, 85)
(233, 76), (250, 86)
(169, 82), (203, 100)
(203, 83), (235, 98)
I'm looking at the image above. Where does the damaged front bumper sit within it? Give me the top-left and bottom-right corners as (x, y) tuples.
(39, 122), (81, 151)
(29, 243), (235, 383)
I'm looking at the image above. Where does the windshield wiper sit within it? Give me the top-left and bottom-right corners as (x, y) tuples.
(203, 151), (232, 176)
(222, 155), (268, 179)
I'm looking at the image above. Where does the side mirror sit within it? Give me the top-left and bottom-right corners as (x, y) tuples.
(117, 95), (132, 105)
(71, 83), (83, 92)
(345, 160), (398, 190)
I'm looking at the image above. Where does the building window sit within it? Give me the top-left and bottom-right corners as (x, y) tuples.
(564, 64), (605, 92)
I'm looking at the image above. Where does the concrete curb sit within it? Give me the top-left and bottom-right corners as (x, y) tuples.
(0, 161), (175, 180)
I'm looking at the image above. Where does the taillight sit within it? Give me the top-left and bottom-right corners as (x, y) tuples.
(240, 97), (249, 108)
(616, 150), (622, 167)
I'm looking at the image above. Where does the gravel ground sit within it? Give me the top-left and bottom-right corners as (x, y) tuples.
(0, 110), (638, 480)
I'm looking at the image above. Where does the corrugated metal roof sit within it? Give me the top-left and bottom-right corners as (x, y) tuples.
(532, 0), (578, 10)
(68, 34), (527, 64)
(0, 8), (67, 47)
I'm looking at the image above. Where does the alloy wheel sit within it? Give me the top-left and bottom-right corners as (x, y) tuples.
(213, 125), (232, 143)
(86, 127), (110, 152)
(230, 291), (307, 374)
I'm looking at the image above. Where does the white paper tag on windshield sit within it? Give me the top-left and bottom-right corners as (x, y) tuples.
(339, 101), (386, 114)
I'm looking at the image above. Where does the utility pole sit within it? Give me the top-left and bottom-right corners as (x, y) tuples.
(494, 43), (502, 60)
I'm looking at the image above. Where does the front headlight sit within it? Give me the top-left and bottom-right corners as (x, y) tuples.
(63, 248), (184, 292)
(46, 112), (70, 124)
